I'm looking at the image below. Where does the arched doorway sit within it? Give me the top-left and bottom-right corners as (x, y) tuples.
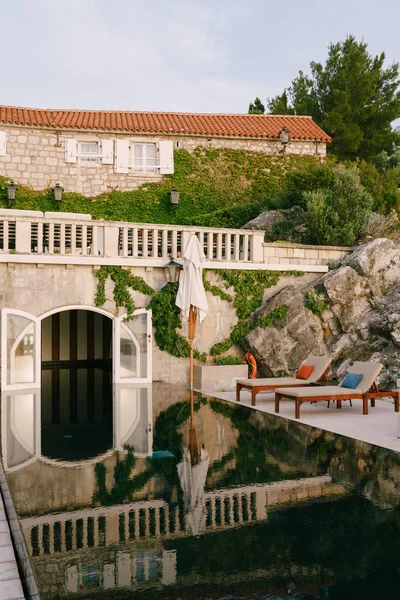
(1, 306), (153, 468)
(40, 309), (113, 460)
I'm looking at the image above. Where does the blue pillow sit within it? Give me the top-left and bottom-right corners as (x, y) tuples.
(341, 372), (363, 389)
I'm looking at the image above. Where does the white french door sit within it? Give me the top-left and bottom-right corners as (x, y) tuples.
(1, 309), (41, 391)
(113, 308), (152, 384)
(114, 384), (153, 456)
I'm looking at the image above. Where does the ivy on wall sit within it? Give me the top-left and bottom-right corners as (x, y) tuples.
(94, 266), (300, 361)
(0, 148), (324, 229)
(94, 266), (154, 320)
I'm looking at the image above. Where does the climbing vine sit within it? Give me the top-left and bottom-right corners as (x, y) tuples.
(94, 266), (300, 361)
(94, 266), (154, 320)
(210, 305), (289, 356)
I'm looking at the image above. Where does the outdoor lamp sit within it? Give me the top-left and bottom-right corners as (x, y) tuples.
(280, 127), (290, 146)
(170, 189), (180, 205)
(52, 183), (64, 202)
(165, 255), (182, 283)
(6, 181), (17, 201)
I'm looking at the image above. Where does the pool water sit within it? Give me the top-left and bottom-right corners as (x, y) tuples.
(4, 380), (400, 600)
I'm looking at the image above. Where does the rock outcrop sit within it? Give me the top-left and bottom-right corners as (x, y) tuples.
(244, 286), (326, 377)
(244, 238), (400, 388)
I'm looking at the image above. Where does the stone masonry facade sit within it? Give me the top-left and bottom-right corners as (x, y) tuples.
(0, 124), (326, 197)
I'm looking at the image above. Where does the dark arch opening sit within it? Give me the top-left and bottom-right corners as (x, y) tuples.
(40, 309), (113, 461)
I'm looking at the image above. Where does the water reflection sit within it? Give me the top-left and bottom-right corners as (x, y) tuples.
(1, 380), (153, 468)
(4, 386), (400, 599)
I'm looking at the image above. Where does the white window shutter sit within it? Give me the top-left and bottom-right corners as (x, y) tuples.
(159, 141), (174, 174)
(0, 131), (6, 156)
(115, 139), (130, 173)
(65, 138), (77, 163)
(102, 139), (114, 165)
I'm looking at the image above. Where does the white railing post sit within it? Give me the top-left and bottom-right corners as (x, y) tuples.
(60, 223), (66, 254)
(37, 222), (43, 253)
(132, 228), (139, 258)
(142, 229), (149, 258)
(152, 229), (159, 258)
(70, 225), (77, 255)
(161, 229), (168, 259)
(216, 232), (223, 260)
(171, 231), (178, 258)
(81, 225), (87, 256)
(15, 221), (31, 253)
(104, 226), (119, 258)
(233, 234), (240, 261)
(48, 223), (54, 253)
(122, 227), (128, 257)
(91, 226), (98, 256)
(207, 233), (213, 260)
(251, 230), (265, 262)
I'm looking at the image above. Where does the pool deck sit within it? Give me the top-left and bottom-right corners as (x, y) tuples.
(211, 389), (400, 453)
(0, 492), (24, 600)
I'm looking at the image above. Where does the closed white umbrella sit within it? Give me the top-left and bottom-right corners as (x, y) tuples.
(176, 234), (209, 426)
(176, 234), (209, 324)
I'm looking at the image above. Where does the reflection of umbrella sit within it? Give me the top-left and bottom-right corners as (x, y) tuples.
(176, 234), (209, 427)
(177, 446), (210, 535)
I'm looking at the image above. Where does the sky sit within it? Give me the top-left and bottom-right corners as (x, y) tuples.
(2, 0), (400, 114)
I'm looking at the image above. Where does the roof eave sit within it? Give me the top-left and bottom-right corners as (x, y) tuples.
(0, 121), (331, 142)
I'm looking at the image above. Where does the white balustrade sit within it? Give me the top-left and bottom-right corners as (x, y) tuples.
(0, 209), (341, 272)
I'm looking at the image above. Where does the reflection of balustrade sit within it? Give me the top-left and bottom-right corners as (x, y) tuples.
(21, 476), (340, 557)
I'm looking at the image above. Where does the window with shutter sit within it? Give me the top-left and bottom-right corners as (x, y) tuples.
(159, 141), (174, 174)
(132, 143), (157, 173)
(101, 139), (114, 165)
(79, 142), (99, 163)
(65, 139), (77, 163)
(115, 139), (130, 173)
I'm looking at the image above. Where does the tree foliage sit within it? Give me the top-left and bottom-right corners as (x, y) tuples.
(248, 97), (265, 114)
(304, 165), (373, 245)
(267, 36), (400, 160)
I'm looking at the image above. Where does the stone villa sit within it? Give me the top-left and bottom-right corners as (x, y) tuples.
(0, 105), (331, 196)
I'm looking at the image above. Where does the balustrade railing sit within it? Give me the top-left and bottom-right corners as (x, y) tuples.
(0, 209), (265, 263)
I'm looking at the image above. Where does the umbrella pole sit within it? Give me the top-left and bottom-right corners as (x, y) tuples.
(188, 306), (197, 429)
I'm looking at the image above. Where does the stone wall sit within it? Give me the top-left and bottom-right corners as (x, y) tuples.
(0, 124), (325, 196)
(263, 242), (351, 267)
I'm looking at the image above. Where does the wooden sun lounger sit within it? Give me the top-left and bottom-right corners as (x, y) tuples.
(274, 362), (399, 419)
(236, 356), (331, 407)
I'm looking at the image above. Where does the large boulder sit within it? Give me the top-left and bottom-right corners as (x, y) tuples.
(369, 283), (400, 348)
(318, 266), (371, 332)
(242, 206), (306, 240)
(343, 238), (400, 291)
(243, 285), (326, 377)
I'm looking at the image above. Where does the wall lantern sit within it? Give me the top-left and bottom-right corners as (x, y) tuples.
(170, 189), (180, 205)
(52, 183), (64, 202)
(6, 181), (17, 201)
(165, 255), (182, 284)
(280, 127), (290, 146)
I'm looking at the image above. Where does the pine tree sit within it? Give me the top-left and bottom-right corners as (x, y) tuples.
(248, 97), (265, 114)
(267, 36), (400, 160)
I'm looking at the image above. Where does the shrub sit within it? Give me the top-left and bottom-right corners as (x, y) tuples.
(214, 356), (244, 365)
(305, 287), (328, 315)
(304, 165), (373, 246)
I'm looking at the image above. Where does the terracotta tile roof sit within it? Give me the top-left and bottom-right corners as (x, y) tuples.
(0, 105), (332, 142)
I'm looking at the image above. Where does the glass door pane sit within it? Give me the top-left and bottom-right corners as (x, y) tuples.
(1, 310), (41, 390)
(114, 309), (152, 383)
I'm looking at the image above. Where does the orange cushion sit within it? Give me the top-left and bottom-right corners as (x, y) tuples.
(296, 364), (315, 380)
